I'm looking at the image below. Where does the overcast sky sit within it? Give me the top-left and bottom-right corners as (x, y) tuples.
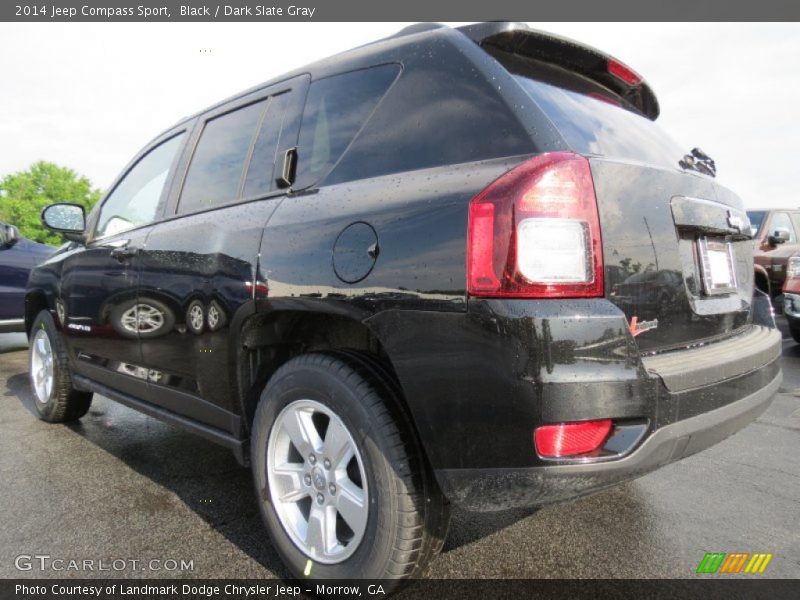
(0, 22), (797, 209)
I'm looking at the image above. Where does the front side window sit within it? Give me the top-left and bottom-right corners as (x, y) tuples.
(95, 133), (185, 238)
(179, 100), (267, 214)
(770, 212), (796, 242)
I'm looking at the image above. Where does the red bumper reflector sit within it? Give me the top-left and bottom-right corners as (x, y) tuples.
(534, 419), (613, 458)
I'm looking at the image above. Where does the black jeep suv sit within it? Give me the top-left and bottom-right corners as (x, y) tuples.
(26, 22), (781, 582)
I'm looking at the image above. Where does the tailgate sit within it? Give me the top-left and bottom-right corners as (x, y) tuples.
(592, 159), (753, 353)
(481, 35), (756, 353)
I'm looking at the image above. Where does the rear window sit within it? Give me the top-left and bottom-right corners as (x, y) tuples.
(499, 54), (684, 171)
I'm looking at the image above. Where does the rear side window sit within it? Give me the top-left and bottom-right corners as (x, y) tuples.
(242, 92), (292, 198)
(296, 64), (400, 186)
(500, 54), (684, 170)
(179, 100), (267, 214)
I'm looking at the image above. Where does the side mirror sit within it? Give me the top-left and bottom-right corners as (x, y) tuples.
(768, 228), (791, 246)
(0, 223), (18, 247)
(41, 203), (86, 242)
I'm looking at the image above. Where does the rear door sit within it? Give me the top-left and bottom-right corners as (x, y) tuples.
(506, 58), (754, 353)
(136, 76), (308, 430)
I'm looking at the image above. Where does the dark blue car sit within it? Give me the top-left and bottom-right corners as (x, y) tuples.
(0, 223), (53, 332)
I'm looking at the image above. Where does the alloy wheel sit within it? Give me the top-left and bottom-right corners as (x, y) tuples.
(30, 329), (54, 404)
(120, 303), (165, 334)
(267, 399), (369, 564)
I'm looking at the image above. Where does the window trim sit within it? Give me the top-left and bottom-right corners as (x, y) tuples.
(88, 127), (189, 244)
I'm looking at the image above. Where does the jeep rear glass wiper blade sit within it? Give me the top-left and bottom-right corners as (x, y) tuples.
(679, 147), (716, 177)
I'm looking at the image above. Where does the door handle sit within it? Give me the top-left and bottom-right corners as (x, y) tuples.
(275, 146), (297, 189)
(110, 246), (139, 262)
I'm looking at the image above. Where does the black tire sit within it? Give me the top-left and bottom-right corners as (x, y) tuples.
(206, 300), (227, 332)
(251, 352), (450, 585)
(110, 298), (175, 339)
(28, 310), (93, 423)
(185, 299), (205, 335)
(789, 318), (800, 344)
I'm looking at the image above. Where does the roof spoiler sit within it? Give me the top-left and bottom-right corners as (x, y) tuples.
(457, 22), (660, 120)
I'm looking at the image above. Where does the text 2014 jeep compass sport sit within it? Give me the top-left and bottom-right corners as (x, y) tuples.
(26, 23), (782, 582)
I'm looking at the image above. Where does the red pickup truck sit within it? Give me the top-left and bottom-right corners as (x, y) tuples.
(748, 208), (800, 299)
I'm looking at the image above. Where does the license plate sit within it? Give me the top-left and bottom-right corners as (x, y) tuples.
(698, 238), (737, 295)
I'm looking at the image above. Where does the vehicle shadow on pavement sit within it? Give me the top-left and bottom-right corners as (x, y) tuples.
(4, 370), (290, 576)
(6, 372), (38, 418)
(0, 333), (29, 354)
(442, 506), (540, 553)
(4, 369), (537, 574)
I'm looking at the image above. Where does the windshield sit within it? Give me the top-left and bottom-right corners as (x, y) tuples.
(746, 210), (766, 237)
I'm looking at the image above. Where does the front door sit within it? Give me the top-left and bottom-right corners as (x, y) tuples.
(61, 131), (188, 397)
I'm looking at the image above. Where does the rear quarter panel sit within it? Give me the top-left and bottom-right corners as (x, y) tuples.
(260, 157), (527, 314)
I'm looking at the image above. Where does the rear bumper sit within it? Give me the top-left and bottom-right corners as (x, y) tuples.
(436, 369), (781, 511)
(369, 299), (783, 510)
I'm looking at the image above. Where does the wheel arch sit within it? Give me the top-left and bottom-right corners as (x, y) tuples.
(754, 264), (771, 297)
(234, 305), (430, 466)
(24, 289), (50, 336)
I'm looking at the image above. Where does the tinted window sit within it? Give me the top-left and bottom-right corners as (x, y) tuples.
(513, 75), (684, 170)
(322, 50), (535, 186)
(297, 65), (400, 185)
(242, 92), (291, 198)
(770, 212), (796, 242)
(747, 210), (766, 237)
(96, 133), (185, 238)
(179, 100), (266, 214)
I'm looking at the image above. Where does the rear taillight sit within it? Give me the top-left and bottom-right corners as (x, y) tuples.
(534, 419), (613, 458)
(467, 152), (603, 298)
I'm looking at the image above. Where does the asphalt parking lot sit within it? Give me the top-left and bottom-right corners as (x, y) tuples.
(1, 327), (798, 580)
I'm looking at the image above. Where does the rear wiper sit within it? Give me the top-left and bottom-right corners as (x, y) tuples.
(679, 147), (716, 177)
